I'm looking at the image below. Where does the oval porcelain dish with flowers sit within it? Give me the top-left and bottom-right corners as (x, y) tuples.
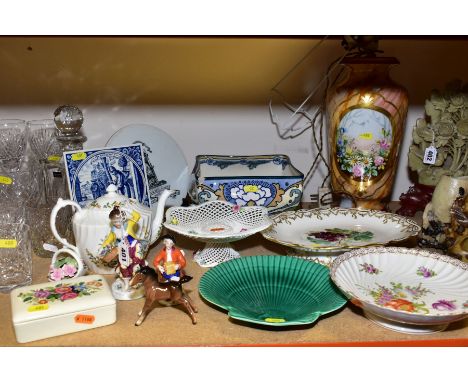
(330, 247), (468, 333)
(262, 208), (420, 254)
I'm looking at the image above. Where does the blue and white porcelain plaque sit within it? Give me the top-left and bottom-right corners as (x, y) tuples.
(63, 144), (151, 208)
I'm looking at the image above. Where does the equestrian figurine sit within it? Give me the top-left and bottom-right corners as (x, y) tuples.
(153, 234), (188, 283)
(130, 266), (197, 326)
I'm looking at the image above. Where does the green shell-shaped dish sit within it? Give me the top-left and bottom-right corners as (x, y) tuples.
(199, 255), (347, 326)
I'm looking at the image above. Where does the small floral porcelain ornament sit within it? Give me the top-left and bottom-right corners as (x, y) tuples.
(48, 247), (86, 282)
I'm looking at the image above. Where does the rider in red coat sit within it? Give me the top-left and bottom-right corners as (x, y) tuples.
(153, 235), (186, 282)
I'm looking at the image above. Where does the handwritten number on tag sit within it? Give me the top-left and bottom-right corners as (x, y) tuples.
(423, 146), (437, 165)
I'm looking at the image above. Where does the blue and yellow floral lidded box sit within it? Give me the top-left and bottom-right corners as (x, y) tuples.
(190, 154), (303, 214)
(11, 275), (116, 343)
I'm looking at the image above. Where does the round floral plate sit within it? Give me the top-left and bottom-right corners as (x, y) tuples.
(199, 255), (347, 326)
(262, 208), (420, 255)
(330, 247), (468, 334)
(163, 200), (271, 243)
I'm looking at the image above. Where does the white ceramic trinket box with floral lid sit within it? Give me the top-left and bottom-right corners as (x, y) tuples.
(11, 274), (116, 343)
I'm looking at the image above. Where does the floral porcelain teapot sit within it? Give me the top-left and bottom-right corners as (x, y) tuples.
(50, 184), (176, 275)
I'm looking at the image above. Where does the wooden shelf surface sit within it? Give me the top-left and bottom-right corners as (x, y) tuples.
(1, 204), (467, 346)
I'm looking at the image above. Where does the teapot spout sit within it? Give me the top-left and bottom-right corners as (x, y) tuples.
(150, 189), (178, 244)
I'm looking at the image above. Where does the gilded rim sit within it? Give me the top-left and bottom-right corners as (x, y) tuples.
(330, 246), (468, 319)
(262, 208), (420, 251)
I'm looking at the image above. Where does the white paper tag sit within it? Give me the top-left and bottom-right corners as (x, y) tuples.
(43, 243), (59, 253)
(423, 146), (437, 164)
(119, 244), (130, 267)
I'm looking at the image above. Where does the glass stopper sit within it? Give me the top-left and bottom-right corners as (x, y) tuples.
(53, 105), (87, 151)
(53, 105), (84, 136)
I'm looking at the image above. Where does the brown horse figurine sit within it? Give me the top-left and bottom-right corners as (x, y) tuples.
(129, 266), (198, 326)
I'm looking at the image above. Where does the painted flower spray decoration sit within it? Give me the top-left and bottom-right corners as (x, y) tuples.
(48, 256), (79, 281)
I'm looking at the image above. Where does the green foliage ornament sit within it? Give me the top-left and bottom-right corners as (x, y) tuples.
(409, 80), (468, 186)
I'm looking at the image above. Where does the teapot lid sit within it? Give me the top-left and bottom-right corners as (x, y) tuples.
(87, 184), (147, 212)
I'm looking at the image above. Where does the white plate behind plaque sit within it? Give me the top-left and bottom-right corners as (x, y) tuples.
(107, 123), (190, 213)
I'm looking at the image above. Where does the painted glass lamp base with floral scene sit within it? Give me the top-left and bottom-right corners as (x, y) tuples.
(327, 57), (408, 210)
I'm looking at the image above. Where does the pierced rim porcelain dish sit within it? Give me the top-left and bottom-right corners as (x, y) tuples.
(262, 208), (420, 254)
(163, 201), (272, 267)
(106, 124), (190, 213)
(199, 255), (347, 326)
(163, 200), (271, 242)
(330, 247), (468, 334)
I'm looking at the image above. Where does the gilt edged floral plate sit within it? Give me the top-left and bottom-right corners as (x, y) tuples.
(330, 247), (468, 334)
(262, 208), (420, 255)
(199, 255), (347, 326)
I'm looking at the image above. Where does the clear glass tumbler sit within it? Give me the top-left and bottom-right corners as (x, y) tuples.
(27, 119), (61, 163)
(28, 204), (73, 258)
(0, 222), (32, 292)
(0, 119), (28, 171)
(43, 158), (70, 205)
(0, 167), (42, 207)
(0, 205), (27, 225)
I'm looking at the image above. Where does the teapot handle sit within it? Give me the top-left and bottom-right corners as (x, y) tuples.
(50, 198), (81, 254)
(49, 247), (86, 281)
